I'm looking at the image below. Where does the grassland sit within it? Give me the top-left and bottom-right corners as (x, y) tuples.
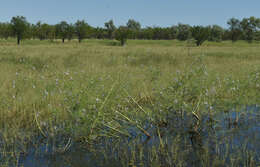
(0, 39), (260, 166)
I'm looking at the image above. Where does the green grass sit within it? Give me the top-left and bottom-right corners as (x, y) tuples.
(0, 39), (260, 166)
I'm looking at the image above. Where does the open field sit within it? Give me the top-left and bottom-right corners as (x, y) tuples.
(0, 39), (260, 166)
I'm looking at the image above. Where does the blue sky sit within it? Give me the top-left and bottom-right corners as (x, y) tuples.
(0, 0), (259, 28)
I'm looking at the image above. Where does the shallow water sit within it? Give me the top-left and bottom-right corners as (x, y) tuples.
(4, 105), (260, 166)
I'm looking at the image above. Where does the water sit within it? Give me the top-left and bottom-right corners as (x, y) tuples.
(3, 105), (260, 166)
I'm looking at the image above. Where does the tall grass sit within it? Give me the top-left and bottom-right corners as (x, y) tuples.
(0, 39), (259, 166)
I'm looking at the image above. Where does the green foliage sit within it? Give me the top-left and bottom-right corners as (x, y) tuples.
(66, 24), (75, 41)
(55, 21), (69, 43)
(191, 26), (210, 46)
(1, 16), (260, 44)
(35, 21), (56, 41)
(126, 19), (141, 31)
(240, 17), (260, 42)
(177, 23), (192, 41)
(0, 22), (12, 39)
(227, 18), (242, 42)
(10, 16), (29, 45)
(74, 20), (89, 42)
(126, 19), (141, 39)
(115, 26), (130, 46)
(208, 25), (224, 42)
(105, 19), (116, 39)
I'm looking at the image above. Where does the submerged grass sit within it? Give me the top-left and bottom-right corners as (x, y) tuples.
(0, 39), (260, 166)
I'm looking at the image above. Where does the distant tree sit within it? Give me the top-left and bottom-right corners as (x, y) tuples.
(176, 23), (191, 41)
(150, 27), (159, 40)
(56, 21), (69, 43)
(67, 24), (75, 41)
(47, 25), (56, 41)
(75, 20), (89, 42)
(34, 22), (56, 41)
(24, 23), (35, 39)
(35, 21), (43, 40)
(255, 31), (260, 41)
(255, 18), (260, 41)
(169, 26), (178, 39)
(94, 27), (106, 39)
(227, 18), (242, 42)
(127, 19), (141, 39)
(10, 16), (29, 45)
(126, 19), (141, 31)
(191, 26), (210, 46)
(140, 27), (154, 39)
(105, 20), (116, 39)
(222, 29), (230, 41)
(257, 18), (260, 29)
(0, 22), (12, 39)
(30, 24), (38, 39)
(115, 26), (130, 46)
(208, 25), (224, 42)
(36, 22), (48, 40)
(137, 26), (177, 40)
(240, 17), (259, 42)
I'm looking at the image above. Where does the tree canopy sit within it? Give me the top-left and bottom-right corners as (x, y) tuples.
(115, 26), (130, 46)
(55, 21), (69, 43)
(10, 16), (29, 45)
(191, 26), (210, 46)
(105, 20), (116, 39)
(1, 16), (260, 45)
(75, 20), (90, 42)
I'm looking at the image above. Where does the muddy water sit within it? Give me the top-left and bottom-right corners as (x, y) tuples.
(13, 105), (260, 166)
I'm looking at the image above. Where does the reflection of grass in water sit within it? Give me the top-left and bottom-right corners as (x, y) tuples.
(6, 106), (259, 167)
(0, 39), (260, 166)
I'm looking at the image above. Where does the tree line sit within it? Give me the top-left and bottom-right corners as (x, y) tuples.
(0, 16), (260, 45)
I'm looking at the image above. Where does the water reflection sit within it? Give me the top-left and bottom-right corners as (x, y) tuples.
(15, 105), (260, 166)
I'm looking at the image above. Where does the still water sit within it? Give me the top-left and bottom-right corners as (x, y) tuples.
(9, 105), (260, 166)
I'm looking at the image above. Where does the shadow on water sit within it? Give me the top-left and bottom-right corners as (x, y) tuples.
(4, 105), (260, 166)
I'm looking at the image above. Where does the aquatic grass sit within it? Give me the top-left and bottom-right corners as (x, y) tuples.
(0, 39), (260, 166)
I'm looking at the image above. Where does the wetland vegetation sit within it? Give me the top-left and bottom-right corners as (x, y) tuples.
(0, 39), (259, 166)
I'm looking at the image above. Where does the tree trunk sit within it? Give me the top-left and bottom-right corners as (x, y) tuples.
(62, 38), (65, 43)
(79, 38), (81, 43)
(17, 36), (20, 45)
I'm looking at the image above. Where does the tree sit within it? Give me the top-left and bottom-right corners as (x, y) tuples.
(191, 26), (210, 46)
(141, 27), (154, 39)
(169, 26), (178, 39)
(67, 24), (75, 41)
(10, 16), (29, 45)
(208, 25), (224, 42)
(115, 26), (130, 46)
(30, 23), (38, 39)
(94, 27), (106, 39)
(75, 20), (89, 42)
(127, 19), (141, 39)
(46, 25), (56, 41)
(56, 21), (69, 43)
(151, 27), (163, 40)
(105, 20), (116, 39)
(176, 23), (191, 41)
(240, 17), (259, 42)
(36, 22), (48, 40)
(0, 22), (12, 39)
(227, 18), (242, 42)
(126, 19), (141, 31)
(255, 31), (260, 41)
(34, 22), (56, 41)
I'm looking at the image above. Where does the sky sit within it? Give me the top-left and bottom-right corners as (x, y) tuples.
(0, 0), (259, 28)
